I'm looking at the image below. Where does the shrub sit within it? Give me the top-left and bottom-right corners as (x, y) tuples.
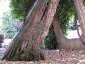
(44, 30), (58, 50)
(1, 11), (20, 38)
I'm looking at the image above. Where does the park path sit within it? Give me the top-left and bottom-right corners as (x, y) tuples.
(0, 39), (11, 59)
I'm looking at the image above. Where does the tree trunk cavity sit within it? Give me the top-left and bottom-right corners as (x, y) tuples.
(53, 18), (85, 49)
(2, 0), (59, 61)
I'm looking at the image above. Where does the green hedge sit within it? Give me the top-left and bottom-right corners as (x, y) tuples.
(44, 30), (58, 50)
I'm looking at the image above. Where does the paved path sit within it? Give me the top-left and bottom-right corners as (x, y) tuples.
(66, 30), (82, 39)
(0, 39), (11, 59)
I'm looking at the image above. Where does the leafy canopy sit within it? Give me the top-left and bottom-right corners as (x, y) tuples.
(56, 0), (76, 34)
(10, 0), (35, 19)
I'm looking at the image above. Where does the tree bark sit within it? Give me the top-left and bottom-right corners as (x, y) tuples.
(53, 18), (85, 49)
(74, 0), (85, 44)
(2, 0), (59, 61)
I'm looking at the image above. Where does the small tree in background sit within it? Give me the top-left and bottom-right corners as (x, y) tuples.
(1, 11), (21, 38)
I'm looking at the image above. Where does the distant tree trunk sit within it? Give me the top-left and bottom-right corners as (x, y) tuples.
(53, 0), (85, 49)
(74, 0), (85, 44)
(2, 0), (59, 61)
(53, 18), (85, 49)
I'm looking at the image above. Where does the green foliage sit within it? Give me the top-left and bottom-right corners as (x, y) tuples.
(1, 11), (19, 38)
(0, 0), (6, 2)
(56, 0), (76, 34)
(44, 30), (58, 50)
(10, 0), (35, 19)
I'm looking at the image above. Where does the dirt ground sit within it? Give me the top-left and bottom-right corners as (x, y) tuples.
(1, 49), (85, 64)
(1, 39), (85, 64)
(44, 49), (85, 60)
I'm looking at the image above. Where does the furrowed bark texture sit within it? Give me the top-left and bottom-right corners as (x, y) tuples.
(74, 0), (85, 45)
(53, 18), (85, 49)
(2, 0), (59, 61)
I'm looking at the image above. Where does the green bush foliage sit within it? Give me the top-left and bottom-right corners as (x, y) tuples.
(44, 30), (58, 50)
(1, 11), (19, 38)
(56, 0), (76, 34)
(10, 0), (35, 19)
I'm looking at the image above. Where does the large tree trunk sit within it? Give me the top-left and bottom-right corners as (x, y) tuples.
(74, 0), (85, 44)
(2, 0), (59, 61)
(53, 18), (85, 49)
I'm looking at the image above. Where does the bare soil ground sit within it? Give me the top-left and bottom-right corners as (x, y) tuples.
(1, 39), (85, 64)
(44, 49), (85, 61)
(1, 49), (85, 64)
